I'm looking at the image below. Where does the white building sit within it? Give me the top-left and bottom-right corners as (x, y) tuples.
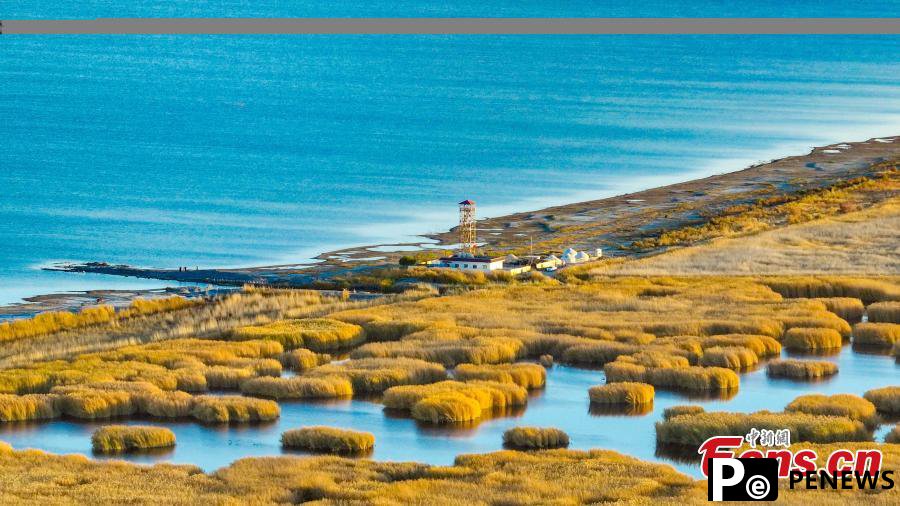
(437, 255), (505, 271)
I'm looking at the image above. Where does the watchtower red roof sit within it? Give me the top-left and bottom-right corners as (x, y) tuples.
(458, 199), (475, 205)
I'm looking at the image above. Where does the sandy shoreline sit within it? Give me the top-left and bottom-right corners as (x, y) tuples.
(5, 135), (898, 316)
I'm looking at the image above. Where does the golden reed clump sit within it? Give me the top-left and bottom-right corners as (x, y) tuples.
(240, 375), (352, 399)
(655, 410), (870, 447)
(785, 394), (879, 427)
(279, 349), (331, 371)
(0, 393), (60, 421)
(280, 426), (374, 454)
(91, 425), (176, 453)
(453, 363), (546, 389)
(189, 395), (280, 423)
(783, 327), (843, 351)
(588, 382), (654, 406)
(766, 359), (838, 379)
(308, 358), (447, 394)
(384, 380), (528, 424)
(231, 318), (364, 352)
(863, 386), (900, 415)
(699, 346), (758, 370)
(814, 297), (865, 323)
(662, 405), (705, 421)
(502, 427), (569, 449)
(867, 301), (900, 324)
(853, 322), (900, 346)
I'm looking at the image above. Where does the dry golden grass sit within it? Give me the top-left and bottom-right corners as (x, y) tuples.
(280, 349), (331, 370)
(308, 358), (447, 394)
(0, 442), (712, 504)
(384, 380), (527, 424)
(604, 361), (739, 392)
(783, 327), (843, 351)
(815, 297), (866, 322)
(281, 426), (374, 454)
(453, 363), (546, 389)
(785, 394), (879, 427)
(863, 386), (900, 414)
(656, 410), (870, 446)
(91, 425), (176, 453)
(588, 382), (655, 406)
(699, 346), (758, 370)
(662, 405), (705, 421)
(698, 334), (782, 357)
(189, 395), (280, 424)
(887, 424), (900, 443)
(868, 301), (900, 323)
(853, 322), (900, 346)
(766, 359), (838, 379)
(240, 375), (353, 399)
(0, 393), (60, 422)
(502, 427), (569, 449)
(0, 296), (196, 344)
(0, 288), (363, 370)
(231, 318), (365, 351)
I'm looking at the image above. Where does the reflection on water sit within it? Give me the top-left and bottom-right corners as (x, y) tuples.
(0, 343), (895, 478)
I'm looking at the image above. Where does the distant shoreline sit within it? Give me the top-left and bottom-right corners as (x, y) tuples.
(5, 134), (898, 316)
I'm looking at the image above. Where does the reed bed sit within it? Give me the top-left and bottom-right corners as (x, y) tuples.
(281, 426), (374, 454)
(814, 297), (865, 323)
(139, 390), (195, 418)
(656, 410), (870, 446)
(383, 380), (528, 411)
(384, 380), (527, 423)
(785, 394), (879, 427)
(853, 322), (900, 346)
(588, 382), (655, 406)
(453, 363), (546, 389)
(887, 424), (900, 444)
(351, 336), (523, 367)
(615, 350), (691, 368)
(698, 334), (781, 357)
(189, 395), (280, 424)
(867, 301), (900, 323)
(308, 358), (447, 394)
(560, 341), (639, 367)
(502, 427), (569, 449)
(0, 443), (706, 503)
(779, 315), (852, 338)
(662, 405), (705, 421)
(783, 327), (843, 351)
(411, 392), (484, 423)
(699, 346), (758, 370)
(766, 359), (838, 379)
(863, 386), (900, 414)
(0, 393), (60, 421)
(280, 349), (331, 371)
(203, 366), (255, 390)
(0, 296), (195, 344)
(240, 375), (353, 399)
(91, 425), (176, 453)
(231, 318), (365, 352)
(54, 389), (137, 419)
(604, 361), (739, 392)
(764, 277), (900, 305)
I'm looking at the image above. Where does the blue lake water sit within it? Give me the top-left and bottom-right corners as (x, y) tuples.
(0, 344), (896, 478)
(2, 6), (900, 306)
